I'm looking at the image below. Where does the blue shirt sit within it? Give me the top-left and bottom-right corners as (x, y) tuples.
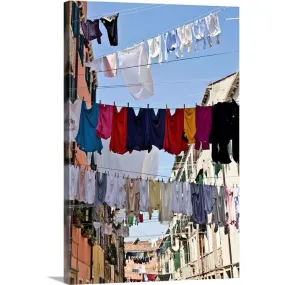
(148, 109), (166, 150)
(191, 183), (207, 225)
(163, 30), (180, 61)
(76, 101), (103, 154)
(127, 107), (150, 152)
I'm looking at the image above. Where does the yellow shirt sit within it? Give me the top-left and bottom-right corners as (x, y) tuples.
(184, 108), (196, 143)
(148, 180), (161, 219)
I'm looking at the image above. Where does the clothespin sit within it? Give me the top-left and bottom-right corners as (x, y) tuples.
(123, 174), (125, 179)
(108, 171), (109, 176)
(114, 101), (115, 106)
(127, 102), (129, 108)
(166, 104), (168, 110)
(184, 104), (185, 109)
(99, 100), (101, 105)
(147, 104), (149, 109)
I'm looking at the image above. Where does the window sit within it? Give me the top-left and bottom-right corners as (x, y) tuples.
(79, 280), (83, 284)
(70, 277), (75, 284)
(183, 241), (189, 264)
(132, 269), (139, 273)
(220, 273), (224, 279)
(226, 270), (231, 278)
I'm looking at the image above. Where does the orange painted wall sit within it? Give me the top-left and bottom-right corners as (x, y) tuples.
(73, 1), (92, 167)
(71, 226), (92, 283)
(70, 3), (93, 283)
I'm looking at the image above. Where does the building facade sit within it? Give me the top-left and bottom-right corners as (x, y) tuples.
(64, 2), (126, 284)
(159, 72), (240, 280)
(124, 240), (161, 282)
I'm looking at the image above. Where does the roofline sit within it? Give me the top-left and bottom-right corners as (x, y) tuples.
(201, 71), (239, 105)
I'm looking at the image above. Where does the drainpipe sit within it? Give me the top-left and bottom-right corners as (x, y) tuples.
(222, 165), (234, 278)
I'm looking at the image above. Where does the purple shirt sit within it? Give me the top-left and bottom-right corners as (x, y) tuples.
(81, 19), (102, 44)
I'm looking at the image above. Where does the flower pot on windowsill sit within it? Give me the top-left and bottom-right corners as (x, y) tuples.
(82, 228), (93, 239)
(88, 236), (97, 246)
(73, 209), (83, 227)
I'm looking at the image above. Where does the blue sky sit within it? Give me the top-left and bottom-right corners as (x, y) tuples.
(87, 2), (239, 240)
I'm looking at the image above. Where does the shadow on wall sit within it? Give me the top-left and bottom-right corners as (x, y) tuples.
(48, 277), (65, 284)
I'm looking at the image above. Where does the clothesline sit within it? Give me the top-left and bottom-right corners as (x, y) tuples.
(68, 97), (236, 109)
(78, 4), (167, 22)
(88, 50), (239, 73)
(93, 6), (228, 60)
(70, 163), (239, 180)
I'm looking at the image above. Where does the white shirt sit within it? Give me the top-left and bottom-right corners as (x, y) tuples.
(69, 99), (82, 142)
(105, 175), (118, 207)
(172, 182), (183, 213)
(176, 24), (193, 56)
(116, 176), (126, 209)
(84, 169), (96, 204)
(69, 165), (79, 200)
(204, 13), (221, 38)
(147, 35), (163, 67)
(85, 57), (104, 72)
(118, 42), (154, 100)
(95, 138), (159, 180)
(139, 179), (149, 212)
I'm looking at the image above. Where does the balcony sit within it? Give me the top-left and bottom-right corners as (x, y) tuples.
(200, 252), (215, 274)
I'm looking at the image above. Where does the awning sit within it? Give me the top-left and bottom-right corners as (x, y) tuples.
(146, 274), (157, 281)
(158, 274), (171, 281)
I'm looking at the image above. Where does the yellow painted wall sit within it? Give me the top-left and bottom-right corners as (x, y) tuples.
(93, 244), (105, 283)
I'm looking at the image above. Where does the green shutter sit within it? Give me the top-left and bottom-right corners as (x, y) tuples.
(174, 252), (181, 270)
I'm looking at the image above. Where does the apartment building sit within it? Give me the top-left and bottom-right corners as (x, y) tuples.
(159, 72), (240, 280)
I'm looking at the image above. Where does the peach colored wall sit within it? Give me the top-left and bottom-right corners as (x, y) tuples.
(73, 1), (92, 167)
(71, 226), (92, 283)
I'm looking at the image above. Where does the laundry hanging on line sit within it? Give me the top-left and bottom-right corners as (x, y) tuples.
(69, 100), (239, 164)
(69, 166), (240, 229)
(82, 11), (221, 72)
(79, 11), (221, 100)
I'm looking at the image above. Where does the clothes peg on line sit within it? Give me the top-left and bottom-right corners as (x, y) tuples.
(99, 100), (101, 104)
(184, 104), (185, 109)
(166, 104), (168, 110)
(114, 101), (115, 106)
(147, 104), (149, 109)
(127, 103), (129, 107)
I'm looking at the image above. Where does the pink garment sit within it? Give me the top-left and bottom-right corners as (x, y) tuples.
(103, 53), (117, 77)
(225, 187), (236, 225)
(96, 104), (114, 139)
(194, 106), (212, 150)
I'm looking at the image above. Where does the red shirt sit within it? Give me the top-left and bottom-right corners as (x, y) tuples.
(110, 107), (128, 154)
(163, 108), (188, 155)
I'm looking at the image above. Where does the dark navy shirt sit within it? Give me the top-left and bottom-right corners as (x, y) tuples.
(148, 109), (166, 150)
(126, 107), (150, 152)
(191, 183), (207, 225)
